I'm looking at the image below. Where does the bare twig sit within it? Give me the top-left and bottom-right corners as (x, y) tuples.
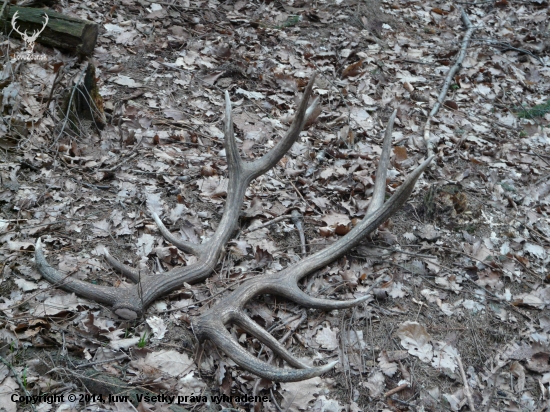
(241, 214), (292, 235)
(429, 8), (475, 118)
(424, 7), (475, 157)
(97, 151), (139, 173)
(75, 354), (129, 369)
(456, 354), (476, 411)
(291, 209), (307, 255)
(477, 38), (544, 65)
(384, 381), (408, 398)
(52, 66), (87, 148)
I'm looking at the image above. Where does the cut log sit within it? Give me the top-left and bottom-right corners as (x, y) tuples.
(1, 6), (98, 56)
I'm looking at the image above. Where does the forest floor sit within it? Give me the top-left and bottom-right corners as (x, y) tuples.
(1, 0), (550, 411)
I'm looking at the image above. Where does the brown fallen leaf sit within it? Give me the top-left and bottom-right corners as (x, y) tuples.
(444, 100), (458, 110)
(341, 59), (364, 78)
(393, 146), (408, 164)
(431, 7), (449, 15)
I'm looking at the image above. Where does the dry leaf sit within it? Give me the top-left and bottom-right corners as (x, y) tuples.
(396, 321), (433, 362)
(341, 60), (364, 78)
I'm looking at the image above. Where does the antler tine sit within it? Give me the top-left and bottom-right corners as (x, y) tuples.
(366, 109), (396, 216)
(41, 13), (49, 31)
(224, 90), (242, 175)
(198, 310), (337, 382)
(150, 212), (203, 256)
(11, 12), (23, 37)
(35, 238), (118, 305)
(287, 154), (434, 284)
(194, 112), (434, 381)
(246, 73), (318, 178)
(104, 251), (142, 283)
(232, 311), (310, 368)
(268, 283), (373, 311)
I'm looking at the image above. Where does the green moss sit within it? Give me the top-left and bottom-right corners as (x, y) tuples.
(453, 224), (477, 234)
(514, 99), (550, 119)
(277, 15), (301, 28)
(499, 182), (516, 193)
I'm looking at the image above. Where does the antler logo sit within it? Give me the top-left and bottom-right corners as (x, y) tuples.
(11, 11), (49, 53)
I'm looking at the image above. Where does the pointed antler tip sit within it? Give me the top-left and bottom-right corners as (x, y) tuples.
(424, 155), (436, 166)
(326, 360), (339, 368)
(355, 294), (373, 304)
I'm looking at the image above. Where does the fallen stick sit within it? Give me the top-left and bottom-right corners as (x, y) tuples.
(456, 354), (476, 411)
(383, 382), (409, 398)
(424, 7), (476, 158)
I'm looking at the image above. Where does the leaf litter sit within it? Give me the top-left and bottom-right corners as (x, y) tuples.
(0, 0), (550, 411)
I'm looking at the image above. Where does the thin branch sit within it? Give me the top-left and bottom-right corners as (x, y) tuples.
(291, 209), (307, 255)
(51, 66), (87, 148)
(456, 354), (476, 411)
(241, 214), (292, 235)
(430, 8), (475, 118)
(424, 7), (476, 158)
(384, 382), (410, 398)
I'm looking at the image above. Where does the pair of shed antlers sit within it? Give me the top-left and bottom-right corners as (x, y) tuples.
(36, 73), (433, 382)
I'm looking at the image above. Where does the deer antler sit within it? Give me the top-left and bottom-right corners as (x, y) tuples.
(35, 73), (433, 381)
(35, 74), (319, 320)
(11, 12), (26, 39)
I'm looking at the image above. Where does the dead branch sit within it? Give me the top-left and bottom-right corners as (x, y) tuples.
(424, 7), (476, 158)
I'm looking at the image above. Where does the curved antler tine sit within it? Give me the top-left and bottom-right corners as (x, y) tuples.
(367, 109), (396, 216)
(274, 283), (373, 311)
(203, 319), (337, 382)
(151, 212), (202, 256)
(224, 90), (242, 174)
(35, 238), (117, 305)
(377, 155), (435, 216)
(104, 250), (141, 283)
(232, 312), (309, 369)
(41, 13), (49, 29)
(248, 73), (317, 178)
(11, 11), (22, 36)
